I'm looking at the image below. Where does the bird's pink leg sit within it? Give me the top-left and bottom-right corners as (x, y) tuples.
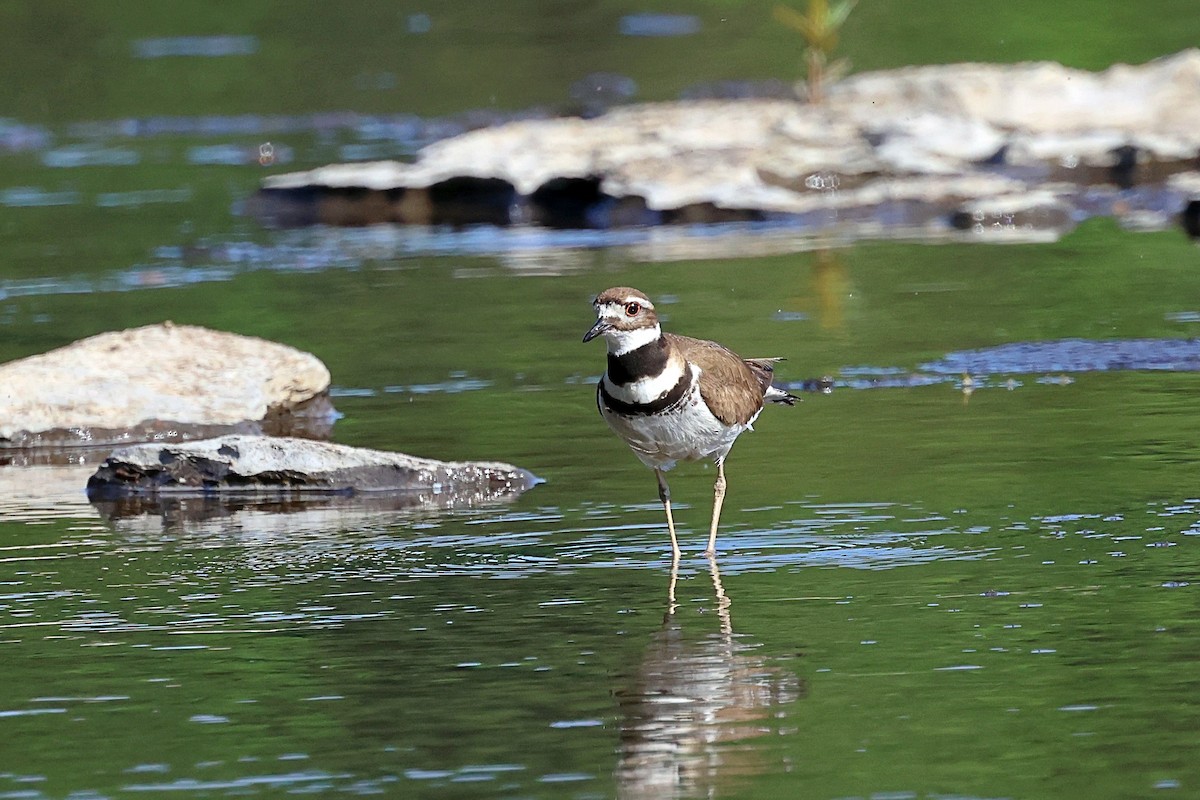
(705, 459), (727, 556)
(655, 468), (680, 561)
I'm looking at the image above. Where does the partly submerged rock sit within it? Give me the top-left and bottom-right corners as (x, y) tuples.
(827, 337), (1200, 392)
(85, 435), (540, 508)
(254, 51), (1200, 242)
(0, 323), (333, 459)
(0, 446), (535, 528)
(920, 338), (1200, 376)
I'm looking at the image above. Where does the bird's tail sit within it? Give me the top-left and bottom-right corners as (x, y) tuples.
(765, 384), (799, 406)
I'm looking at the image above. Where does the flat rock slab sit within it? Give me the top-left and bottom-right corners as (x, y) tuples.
(256, 51), (1200, 241)
(0, 323), (333, 456)
(86, 435), (541, 506)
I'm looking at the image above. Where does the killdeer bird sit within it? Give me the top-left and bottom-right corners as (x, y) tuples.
(583, 287), (797, 559)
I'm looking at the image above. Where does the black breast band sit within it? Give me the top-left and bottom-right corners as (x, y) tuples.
(606, 338), (669, 386)
(598, 372), (691, 416)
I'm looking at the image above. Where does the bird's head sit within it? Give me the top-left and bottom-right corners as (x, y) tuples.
(582, 287), (661, 354)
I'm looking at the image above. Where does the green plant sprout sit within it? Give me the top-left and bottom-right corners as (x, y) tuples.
(773, 0), (857, 103)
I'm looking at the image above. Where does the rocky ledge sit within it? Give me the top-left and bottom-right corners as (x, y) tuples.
(254, 51), (1200, 242)
(85, 435), (541, 507)
(0, 323), (333, 462)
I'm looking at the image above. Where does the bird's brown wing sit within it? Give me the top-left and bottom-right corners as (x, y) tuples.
(667, 333), (765, 426)
(743, 357), (784, 395)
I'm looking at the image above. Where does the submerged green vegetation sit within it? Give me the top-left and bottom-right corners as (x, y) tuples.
(774, 0), (858, 102)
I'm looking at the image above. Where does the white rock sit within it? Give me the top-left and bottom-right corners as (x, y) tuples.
(1167, 170), (1200, 195)
(0, 323), (331, 445)
(258, 51), (1200, 233)
(829, 50), (1200, 140)
(1007, 130), (1129, 166)
(872, 114), (1006, 172)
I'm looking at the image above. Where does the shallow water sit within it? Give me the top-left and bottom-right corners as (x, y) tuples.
(5, 3), (1200, 798)
(5, 355), (1200, 799)
(4, 457), (1200, 798)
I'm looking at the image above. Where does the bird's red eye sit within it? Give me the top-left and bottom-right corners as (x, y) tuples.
(624, 302), (641, 317)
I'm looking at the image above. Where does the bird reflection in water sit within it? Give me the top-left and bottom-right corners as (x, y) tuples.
(615, 556), (805, 798)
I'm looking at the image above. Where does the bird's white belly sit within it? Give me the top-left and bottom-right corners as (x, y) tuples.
(601, 380), (755, 470)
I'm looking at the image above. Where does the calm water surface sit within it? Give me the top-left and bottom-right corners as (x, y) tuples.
(4, 3), (1200, 798)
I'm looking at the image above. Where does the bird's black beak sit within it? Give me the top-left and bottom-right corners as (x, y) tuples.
(582, 318), (612, 343)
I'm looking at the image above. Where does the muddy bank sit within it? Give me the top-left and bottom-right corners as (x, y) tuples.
(0, 323), (333, 463)
(254, 51), (1200, 242)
